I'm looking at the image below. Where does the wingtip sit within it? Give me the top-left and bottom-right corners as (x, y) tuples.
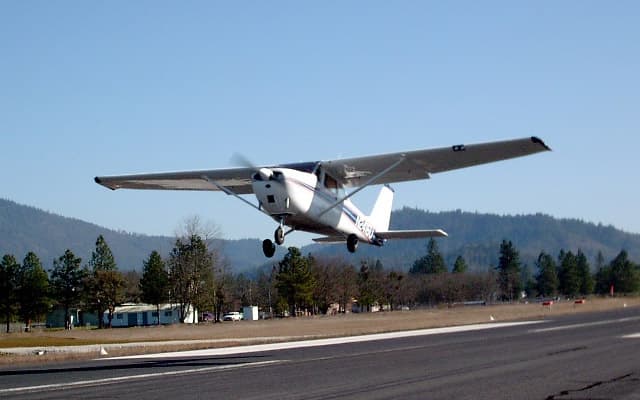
(531, 136), (551, 151)
(94, 176), (117, 191)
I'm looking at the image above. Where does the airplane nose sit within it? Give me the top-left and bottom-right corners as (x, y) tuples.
(258, 168), (274, 181)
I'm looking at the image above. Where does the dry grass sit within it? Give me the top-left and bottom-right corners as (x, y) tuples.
(1, 297), (637, 366)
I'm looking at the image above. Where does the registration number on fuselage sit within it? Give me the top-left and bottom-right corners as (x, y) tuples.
(355, 215), (376, 241)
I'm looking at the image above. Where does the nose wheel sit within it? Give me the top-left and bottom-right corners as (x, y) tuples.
(274, 226), (285, 245)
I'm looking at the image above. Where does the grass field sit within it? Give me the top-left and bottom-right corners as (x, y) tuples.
(1, 297), (638, 364)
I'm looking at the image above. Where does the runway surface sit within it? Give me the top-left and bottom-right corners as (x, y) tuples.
(1, 307), (639, 399)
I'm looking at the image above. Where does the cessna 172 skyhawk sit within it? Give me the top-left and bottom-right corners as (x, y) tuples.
(95, 136), (550, 258)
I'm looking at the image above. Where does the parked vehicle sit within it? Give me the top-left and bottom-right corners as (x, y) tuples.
(222, 312), (242, 321)
(201, 312), (214, 322)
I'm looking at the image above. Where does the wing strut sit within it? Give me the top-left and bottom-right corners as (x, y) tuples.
(317, 156), (406, 218)
(201, 176), (265, 214)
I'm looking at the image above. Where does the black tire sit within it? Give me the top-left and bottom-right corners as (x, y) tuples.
(347, 234), (358, 253)
(274, 226), (285, 245)
(262, 239), (276, 258)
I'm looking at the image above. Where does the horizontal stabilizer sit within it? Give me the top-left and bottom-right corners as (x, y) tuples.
(376, 229), (448, 239)
(312, 236), (346, 243)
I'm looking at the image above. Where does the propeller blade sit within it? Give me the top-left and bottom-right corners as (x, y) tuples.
(230, 152), (257, 169)
(230, 153), (274, 181)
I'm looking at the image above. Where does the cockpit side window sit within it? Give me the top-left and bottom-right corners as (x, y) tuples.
(325, 174), (338, 190)
(314, 167), (343, 197)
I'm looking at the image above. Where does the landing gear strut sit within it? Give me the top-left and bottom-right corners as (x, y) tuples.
(262, 239), (276, 258)
(347, 234), (358, 253)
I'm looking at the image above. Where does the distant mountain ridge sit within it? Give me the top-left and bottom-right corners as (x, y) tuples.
(304, 207), (640, 271)
(1, 198), (639, 273)
(0, 198), (284, 271)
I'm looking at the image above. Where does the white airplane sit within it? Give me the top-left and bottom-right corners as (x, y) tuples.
(95, 136), (550, 258)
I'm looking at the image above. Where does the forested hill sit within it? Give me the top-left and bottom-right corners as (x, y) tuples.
(0, 198), (285, 271)
(2, 198), (639, 273)
(305, 207), (640, 271)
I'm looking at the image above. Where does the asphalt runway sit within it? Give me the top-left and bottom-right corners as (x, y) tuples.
(1, 306), (640, 400)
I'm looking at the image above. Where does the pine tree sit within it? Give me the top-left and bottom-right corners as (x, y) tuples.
(168, 235), (213, 323)
(0, 254), (20, 333)
(594, 251), (612, 295)
(535, 252), (558, 297)
(87, 235), (123, 328)
(140, 251), (169, 325)
(275, 247), (315, 316)
(576, 250), (594, 295)
(452, 256), (468, 274)
(496, 240), (522, 301)
(50, 249), (85, 330)
(558, 250), (580, 297)
(608, 250), (639, 294)
(18, 252), (50, 331)
(89, 235), (117, 272)
(410, 238), (447, 274)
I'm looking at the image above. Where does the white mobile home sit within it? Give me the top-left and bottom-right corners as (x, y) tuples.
(105, 303), (198, 327)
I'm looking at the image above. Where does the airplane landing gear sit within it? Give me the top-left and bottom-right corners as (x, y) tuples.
(262, 239), (276, 258)
(347, 234), (358, 253)
(274, 226), (285, 245)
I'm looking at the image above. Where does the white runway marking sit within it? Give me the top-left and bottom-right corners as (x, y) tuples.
(106, 321), (544, 360)
(530, 316), (640, 333)
(622, 333), (640, 339)
(0, 360), (282, 395)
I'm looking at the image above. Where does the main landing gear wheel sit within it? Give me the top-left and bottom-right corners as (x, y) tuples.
(262, 239), (276, 258)
(274, 226), (285, 245)
(347, 234), (358, 253)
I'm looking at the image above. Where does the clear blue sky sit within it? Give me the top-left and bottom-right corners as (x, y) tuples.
(2, 2), (639, 247)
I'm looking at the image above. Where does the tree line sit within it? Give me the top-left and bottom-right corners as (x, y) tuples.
(2, 234), (639, 332)
(411, 238), (639, 303)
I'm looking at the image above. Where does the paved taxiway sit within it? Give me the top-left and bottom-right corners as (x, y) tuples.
(1, 307), (639, 399)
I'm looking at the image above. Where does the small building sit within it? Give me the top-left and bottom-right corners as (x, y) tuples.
(105, 303), (198, 327)
(351, 301), (382, 313)
(47, 307), (99, 328)
(242, 306), (259, 321)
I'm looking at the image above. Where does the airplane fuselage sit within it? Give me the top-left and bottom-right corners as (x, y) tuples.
(252, 167), (380, 245)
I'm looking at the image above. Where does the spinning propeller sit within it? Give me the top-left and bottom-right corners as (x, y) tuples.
(231, 153), (275, 181)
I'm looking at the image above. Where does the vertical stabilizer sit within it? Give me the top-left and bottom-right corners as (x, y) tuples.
(369, 185), (394, 232)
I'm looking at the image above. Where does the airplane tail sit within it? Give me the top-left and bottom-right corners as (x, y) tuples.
(369, 185), (394, 232)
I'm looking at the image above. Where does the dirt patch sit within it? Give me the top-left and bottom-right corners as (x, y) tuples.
(1, 297), (637, 365)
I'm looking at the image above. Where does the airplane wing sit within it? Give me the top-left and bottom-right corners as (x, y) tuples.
(375, 229), (448, 239)
(94, 167), (256, 194)
(321, 136), (550, 187)
(95, 137), (549, 193)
